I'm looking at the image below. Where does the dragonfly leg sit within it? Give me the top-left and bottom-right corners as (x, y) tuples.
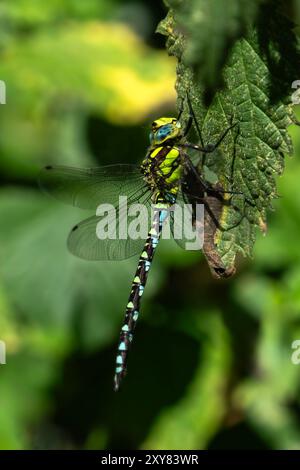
(185, 91), (205, 146)
(184, 154), (244, 197)
(183, 93), (239, 168)
(177, 95), (193, 138)
(182, 120), (238, 155)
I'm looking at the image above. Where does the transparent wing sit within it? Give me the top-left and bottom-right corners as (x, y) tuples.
(67, 187), (152, 260)
(171, 180), (246, 251)
(39, 164), (146, 210)
(170, 186), (204, 251)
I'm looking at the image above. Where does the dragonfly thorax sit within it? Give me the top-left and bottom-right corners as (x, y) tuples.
(141, 143), (183, 203)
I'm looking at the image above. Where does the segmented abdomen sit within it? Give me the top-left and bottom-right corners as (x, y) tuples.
(113, 207), (169, 391)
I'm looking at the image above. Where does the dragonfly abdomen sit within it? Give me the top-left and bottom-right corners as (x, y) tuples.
(113, 207), (169, 391)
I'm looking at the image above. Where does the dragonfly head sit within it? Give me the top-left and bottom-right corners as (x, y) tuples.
(149, 117), (181, 145)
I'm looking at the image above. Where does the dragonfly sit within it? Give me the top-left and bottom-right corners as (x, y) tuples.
(39, 100), (240, 391)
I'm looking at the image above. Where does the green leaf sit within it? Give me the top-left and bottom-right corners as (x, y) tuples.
(159, 1), (299, 273)
(160, 0), (261, 96)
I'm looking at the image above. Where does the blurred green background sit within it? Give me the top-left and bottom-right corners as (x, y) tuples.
(1, 0), (300, 450)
